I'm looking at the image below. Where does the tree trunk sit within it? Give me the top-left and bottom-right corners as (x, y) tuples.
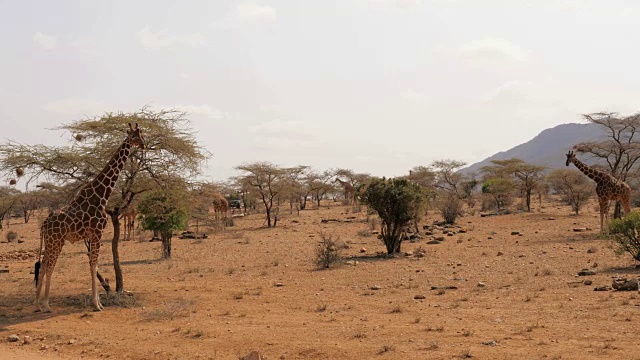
(109, 212), (124, 293)
(526, 190), (532, 212)
(161, 231), (172, 259)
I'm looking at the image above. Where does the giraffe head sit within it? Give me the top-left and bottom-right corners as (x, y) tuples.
(127, 123), (146, 150)
(565, 150), (576, 167)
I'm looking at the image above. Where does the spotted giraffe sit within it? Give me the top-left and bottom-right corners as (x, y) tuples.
(35, 123), (145, 312)
(566, 150), (631, 233)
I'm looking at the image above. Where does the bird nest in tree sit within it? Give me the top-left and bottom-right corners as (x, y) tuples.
(15, 168), (24, 177)
(9, 179), (16, 185)
(75, 134), (84, 142)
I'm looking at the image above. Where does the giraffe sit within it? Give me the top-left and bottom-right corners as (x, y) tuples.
(121, 206), (136, 241)
(566, 150), (631, 233)
(35, 123), (145, 312)
(212, 193), (229, 221)
(334, 178), (357, 205)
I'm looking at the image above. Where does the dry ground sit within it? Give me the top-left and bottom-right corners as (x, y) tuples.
(1, 199), (640, 360)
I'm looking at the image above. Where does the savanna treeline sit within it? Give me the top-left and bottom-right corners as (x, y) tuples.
(2, 110), (640, 263)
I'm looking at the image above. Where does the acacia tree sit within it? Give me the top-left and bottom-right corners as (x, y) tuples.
(484, 159), (545, 212)
(15, 190), (42, 223)
(546, 169), (593, 215)
(304, 170), (334, 209)
(0, 108), (208, 292)
(235, 162), (285, 227)
(574, 112), (640, 217)
(0, 187), (19, 229)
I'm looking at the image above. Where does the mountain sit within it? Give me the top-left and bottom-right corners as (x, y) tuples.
(460, 122), (605, 175)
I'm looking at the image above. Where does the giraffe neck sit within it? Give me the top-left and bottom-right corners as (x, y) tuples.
(82, 139), (134, 207)
(571, 158), (603, 182)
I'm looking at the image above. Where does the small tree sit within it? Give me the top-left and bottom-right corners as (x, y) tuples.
(546, 169), (593, 215)
(235, 162), (285, 227)
(15, 190), (42, 223)
(360, 178), (426, 254)
(137, 187), (189, 259)
(0, 187), (19, 229)
(481, 178), (513, 210)
(608, 211), (640, 261)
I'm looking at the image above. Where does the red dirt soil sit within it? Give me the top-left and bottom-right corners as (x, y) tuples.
(1, 200), (640, 360)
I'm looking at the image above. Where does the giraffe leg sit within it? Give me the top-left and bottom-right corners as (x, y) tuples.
(88, 238), (103, 311)
(35, 255), (46, 311)
(40, 244), (63, 313)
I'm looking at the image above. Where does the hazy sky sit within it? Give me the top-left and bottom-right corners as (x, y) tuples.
(3, 0), (640, 181)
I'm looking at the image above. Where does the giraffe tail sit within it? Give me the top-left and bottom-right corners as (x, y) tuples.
(34, 261), (40, 287)
(34, 227), (44, 287)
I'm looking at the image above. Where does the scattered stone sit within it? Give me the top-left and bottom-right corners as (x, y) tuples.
(497, 251), (504, 256)
(345, 260), (358, 266)
(0, 269), (8, 273)
(68, 339), (76, 345)
(587, 248), (596, 254)
(612, 278), (640, 291)
(510, 231), (520, 236)
(7, 335), (20, 342)
(431, 286), (458, 290)
(482, 340), (497, 346)
(241, 351), (263, 360)
(573, 228), (587, 232)
(477, 282), (486, 288)
(594, 285), (611, 291)
(447, 232), (455, 236)
(360, 248), (366, 253)
(435, 236), (445, 241)
(577, 269), (596, 276)
(426, 240), (440, 245)
(584, 280), (593, 286)
(404, 251), (413, 257)
(414, 294), (426, 300)
(274, 283), (285, 287)
(370, 285), (382, 290)
(23, 336), (32, 345)
(409, 234), (423, 240)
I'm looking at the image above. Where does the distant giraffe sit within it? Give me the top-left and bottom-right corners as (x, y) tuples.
(212, 193), (229, 221)
(121, 206), (136, 241)
(566, 150), (631, 232)
(334, 178), (357, 205)
(35, 123), (145, 312)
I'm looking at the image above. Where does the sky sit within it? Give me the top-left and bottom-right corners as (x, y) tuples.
(3, 0), (640, 182)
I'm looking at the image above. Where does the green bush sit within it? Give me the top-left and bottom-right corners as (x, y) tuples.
(608, 211), (640, 261)
(360, 178), (426, 254)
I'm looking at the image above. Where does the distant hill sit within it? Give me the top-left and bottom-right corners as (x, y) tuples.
(460, 122), (605, 175)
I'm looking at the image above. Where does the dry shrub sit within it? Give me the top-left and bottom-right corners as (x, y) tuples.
(315, 232), (341, 269)
(5, 231), (17, 242)
(439, 194), (462, 224)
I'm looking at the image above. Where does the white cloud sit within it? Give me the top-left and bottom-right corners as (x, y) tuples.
(32, 32), (58, 50)
(481, 81), (531, 104)
(43, 98), (107, 115)
(236, 2), (277, 23)
(171, 104), (223, 119)
(370, 0), (423, 7)
(137, 26), (205, 50)
(247, 119), (320, 148)
(400, 89), (428, 102)
(248, 119), (313, 137)
(459, 38), (530, 62)
(214, 2), (276, 28)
